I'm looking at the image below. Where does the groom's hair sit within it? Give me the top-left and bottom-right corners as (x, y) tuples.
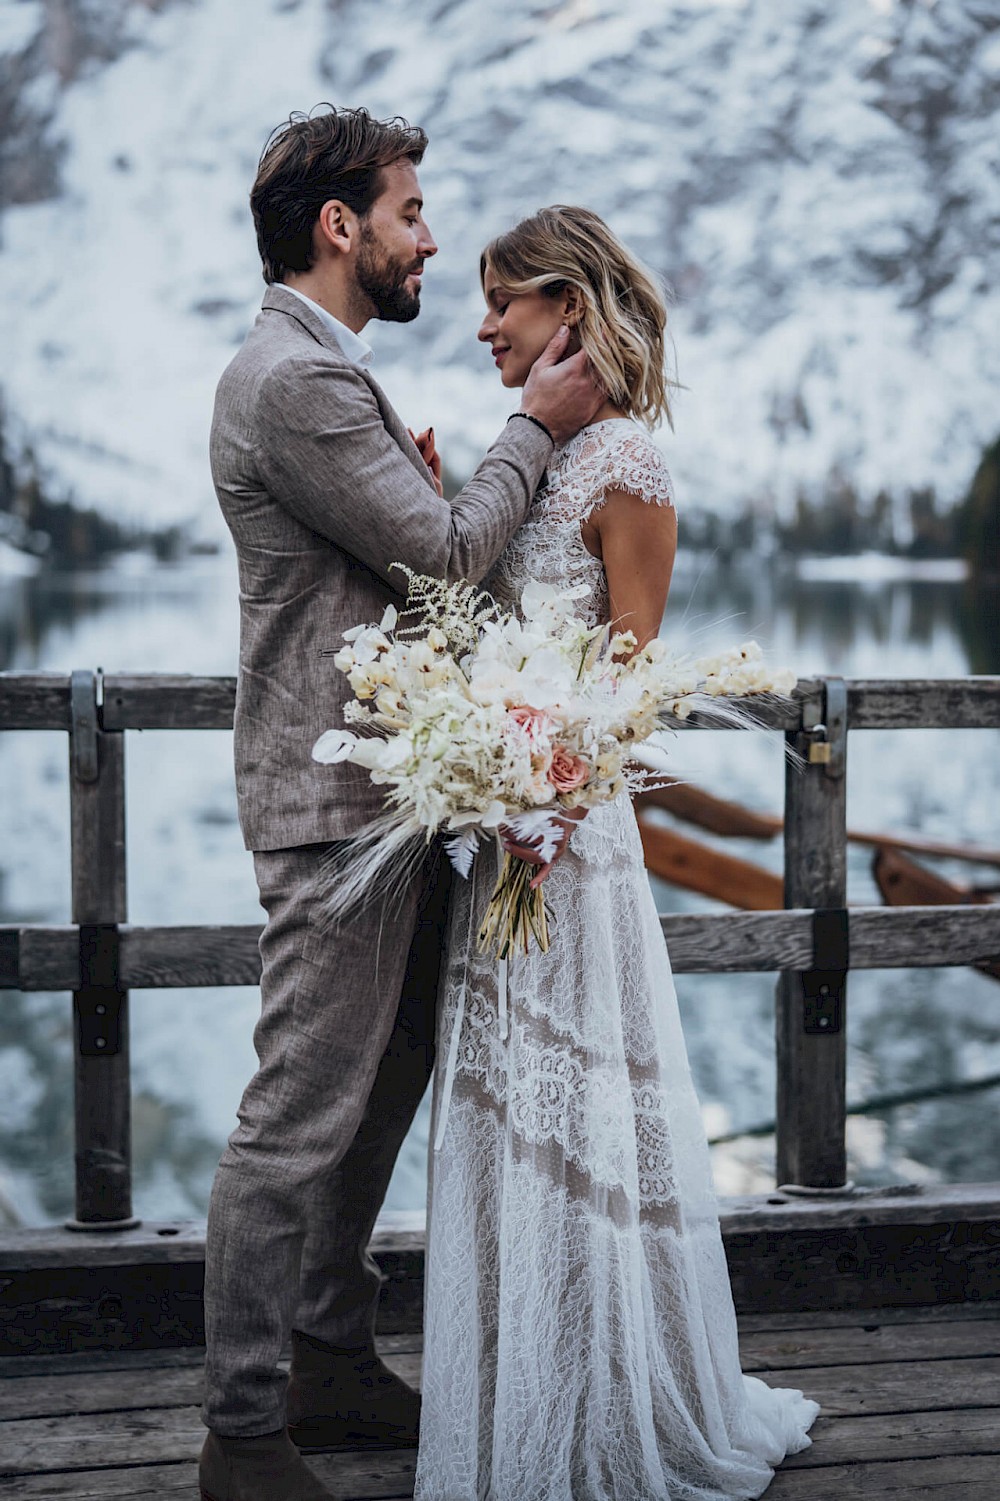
(251, 105), (427, 284)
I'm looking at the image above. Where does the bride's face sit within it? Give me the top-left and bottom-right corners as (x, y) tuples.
(478, 268), (570, 388)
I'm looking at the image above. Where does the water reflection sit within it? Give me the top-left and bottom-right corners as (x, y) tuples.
(666, 561), (1000, 675)
(1, 572), (145, 670)
(0, 990), (73, 1225)
(1, 555), (998, 1223)
(956, 581), (1000, 675)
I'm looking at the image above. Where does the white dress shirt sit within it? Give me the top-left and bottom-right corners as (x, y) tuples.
(280, 283), (374, 368)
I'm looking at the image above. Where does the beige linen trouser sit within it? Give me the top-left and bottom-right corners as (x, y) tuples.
(201, 840), (449, 1436)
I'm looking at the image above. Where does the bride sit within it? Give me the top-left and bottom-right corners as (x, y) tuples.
(413, 206), (820, 1500)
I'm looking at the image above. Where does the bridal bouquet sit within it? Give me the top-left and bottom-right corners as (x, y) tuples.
(313, 566), (796, 958)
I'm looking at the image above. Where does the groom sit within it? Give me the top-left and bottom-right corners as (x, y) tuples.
(200, 105), (602, 1500)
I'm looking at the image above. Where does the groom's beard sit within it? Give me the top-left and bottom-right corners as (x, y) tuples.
(355, 221), (422, 323)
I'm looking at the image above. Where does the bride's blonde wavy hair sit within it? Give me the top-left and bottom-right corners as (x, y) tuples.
(481, 205), (677, 430)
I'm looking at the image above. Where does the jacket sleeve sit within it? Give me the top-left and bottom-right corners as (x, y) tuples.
(253, 354), (552, 588)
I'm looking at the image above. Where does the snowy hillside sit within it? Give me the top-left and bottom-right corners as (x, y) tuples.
(1, 0), (998, 541)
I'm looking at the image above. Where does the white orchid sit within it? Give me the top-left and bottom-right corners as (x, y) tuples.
(312, 728), (358, 764)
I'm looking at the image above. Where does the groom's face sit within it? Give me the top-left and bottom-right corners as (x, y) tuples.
(354, 160), (437, 323)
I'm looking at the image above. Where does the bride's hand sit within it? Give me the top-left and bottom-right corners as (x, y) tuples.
(408, 425), (444, 497)
(501, 808), (587, 890)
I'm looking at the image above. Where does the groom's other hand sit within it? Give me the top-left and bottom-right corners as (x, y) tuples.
(520, 326), (604, 446)
(408, 426), (444, 497)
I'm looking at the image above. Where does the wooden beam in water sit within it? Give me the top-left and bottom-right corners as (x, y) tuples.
(636, 818), (783, 908)
(634, 778), (783, 840)
(636, 777), (1000, 868)
(874, 845), (1000, 981)
(850, 828), (1000, 867)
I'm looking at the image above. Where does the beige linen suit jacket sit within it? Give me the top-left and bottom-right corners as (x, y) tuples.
(211, 284), (552, 851)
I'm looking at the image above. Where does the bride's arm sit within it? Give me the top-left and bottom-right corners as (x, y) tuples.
(583, 487), (678, 648)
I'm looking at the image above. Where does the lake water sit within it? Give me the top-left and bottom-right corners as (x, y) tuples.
(1, 552), (998, 1228)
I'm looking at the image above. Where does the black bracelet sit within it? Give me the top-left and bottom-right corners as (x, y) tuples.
(507, 411), (554, 444)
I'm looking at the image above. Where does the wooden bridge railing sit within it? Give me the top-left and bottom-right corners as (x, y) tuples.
(2, 671), (999, 1231)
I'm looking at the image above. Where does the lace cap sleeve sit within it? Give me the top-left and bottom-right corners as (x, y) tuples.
(588, 428), (675, 516)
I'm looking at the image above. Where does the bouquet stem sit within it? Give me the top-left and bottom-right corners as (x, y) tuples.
(477, 853), (550, 959)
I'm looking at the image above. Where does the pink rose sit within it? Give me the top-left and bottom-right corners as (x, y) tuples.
(547, 745), (590, 794)
(508, 705), (554, 743)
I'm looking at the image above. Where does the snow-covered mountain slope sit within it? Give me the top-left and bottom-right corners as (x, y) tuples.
(1, 0), (998, 540)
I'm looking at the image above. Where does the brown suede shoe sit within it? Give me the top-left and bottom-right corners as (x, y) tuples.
(199, 1428), (336, 1500)
(286, 1329), (421, 1452)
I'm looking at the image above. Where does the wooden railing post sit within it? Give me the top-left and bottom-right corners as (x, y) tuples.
(65, 670), (138, 1230)
(775, 677), (852, 1192)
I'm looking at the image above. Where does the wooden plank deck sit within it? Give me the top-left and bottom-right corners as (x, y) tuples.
(2, 1303), (999, 1498)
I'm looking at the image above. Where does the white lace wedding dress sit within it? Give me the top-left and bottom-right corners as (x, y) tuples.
(414, 420), (819, 1500)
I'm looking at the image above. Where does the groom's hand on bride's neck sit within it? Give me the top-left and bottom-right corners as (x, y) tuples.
(520, 326), (605, 447)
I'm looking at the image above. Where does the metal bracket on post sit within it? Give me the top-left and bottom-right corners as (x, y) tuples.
(802, 677), (847, 780)
(70, 669), (99, 783)
(77, 924), (123, 1057)
(0, 929), (18, 989)
(801, 677), (848, 1037)
(803, 908), (848, 1035)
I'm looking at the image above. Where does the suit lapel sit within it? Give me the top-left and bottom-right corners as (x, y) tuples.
(359, 369), (436, 487)
(260, 286), (435, 490)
